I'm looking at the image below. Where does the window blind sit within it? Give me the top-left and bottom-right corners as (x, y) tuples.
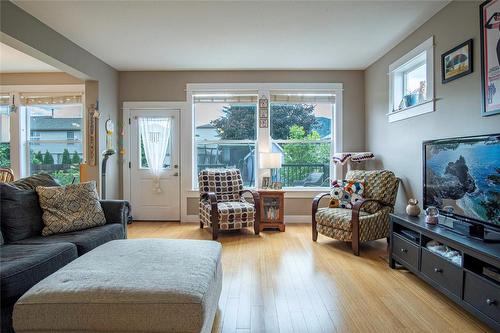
(270, 90), (336, 103)
(0, 95), (10, 106)
(193, 91), (258, 103)
(20, 93), (83, 105)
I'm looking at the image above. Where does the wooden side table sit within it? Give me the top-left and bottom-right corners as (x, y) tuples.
(258, 189), (285, 232)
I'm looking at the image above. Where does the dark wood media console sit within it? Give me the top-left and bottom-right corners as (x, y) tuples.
(390, 213), (500, 331)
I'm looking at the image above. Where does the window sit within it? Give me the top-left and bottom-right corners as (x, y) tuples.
(139, 118), (172, 169)
(270, 91), (334, 187)
(189, 84), (341, 191)
(389, 36), (434, 122)
(194, 92), (257, 187)
(0, 95), (10, 169)
(24, 94), (83, 185)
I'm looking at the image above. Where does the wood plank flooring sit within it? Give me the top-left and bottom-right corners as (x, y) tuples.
(128, 222), (492, 333)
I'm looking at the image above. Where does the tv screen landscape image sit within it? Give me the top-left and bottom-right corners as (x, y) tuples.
(424, 134), (500, 227)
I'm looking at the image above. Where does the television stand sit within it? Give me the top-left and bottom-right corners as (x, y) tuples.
(390, 212), (500, 331)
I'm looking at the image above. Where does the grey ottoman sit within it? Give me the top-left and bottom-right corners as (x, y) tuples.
(13, 239), (222, 333)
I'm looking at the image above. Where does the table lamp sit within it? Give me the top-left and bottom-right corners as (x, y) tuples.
(260, 152), (282, 184)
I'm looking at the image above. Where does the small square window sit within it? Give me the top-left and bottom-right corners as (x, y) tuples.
(389, 36), (434, 122)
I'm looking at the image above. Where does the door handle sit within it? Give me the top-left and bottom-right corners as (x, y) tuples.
(173, 172), (179, 176)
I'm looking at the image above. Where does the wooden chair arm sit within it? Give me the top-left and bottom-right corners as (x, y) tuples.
(311, 192), (330, 242)
(312, 192), (331, 216)
(201, 192), (219, 240)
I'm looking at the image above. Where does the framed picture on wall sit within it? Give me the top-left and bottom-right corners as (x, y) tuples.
(441, 39), (472, 84)
(480, 0), (500, 116)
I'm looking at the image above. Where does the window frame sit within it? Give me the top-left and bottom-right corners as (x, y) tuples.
(0, 85), (85, 179)
(193, 95), (259, 188)
(187, 83), (343, 191)
(269, 100), (334, 189)
(388, 36), (435, 123)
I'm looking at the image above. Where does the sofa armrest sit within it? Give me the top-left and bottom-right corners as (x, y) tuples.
(100, 200), (130, 237)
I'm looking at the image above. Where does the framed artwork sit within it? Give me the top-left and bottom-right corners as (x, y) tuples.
(261, 177), (270, 189)
(441, 39), (472, 84)
(259, 108), (268, 119)
(480, 0), (500, 116)
(259, 118), (268, 128)
(272, 182), (283, 190)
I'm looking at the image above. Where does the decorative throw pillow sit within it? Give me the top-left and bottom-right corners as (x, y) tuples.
(36, 181), (106, 236)
(11, 173), (60, 190)
(329, 180), (364, 209)
(0, 183), (45, 242)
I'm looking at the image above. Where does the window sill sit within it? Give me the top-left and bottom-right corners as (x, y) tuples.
(387, 99), (435, 123)
(187, 188), (329, 199)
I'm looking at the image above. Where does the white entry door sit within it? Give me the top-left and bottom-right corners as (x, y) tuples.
(129, 109), (180, 221)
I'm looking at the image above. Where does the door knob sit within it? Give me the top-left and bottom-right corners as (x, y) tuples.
(173, 172), (179, 176)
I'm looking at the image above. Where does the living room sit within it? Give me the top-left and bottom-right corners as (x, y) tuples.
(1, 1), (499, 332)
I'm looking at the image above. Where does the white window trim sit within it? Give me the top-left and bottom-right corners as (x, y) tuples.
(0, 84), (85, 179)
(388, 36), (435, 123)
(186, 82), (343, 193)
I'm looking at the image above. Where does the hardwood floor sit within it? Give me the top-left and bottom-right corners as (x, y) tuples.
(128, 222), (492, 333)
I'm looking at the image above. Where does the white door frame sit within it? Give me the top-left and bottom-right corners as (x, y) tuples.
(122, 101), (187, 220)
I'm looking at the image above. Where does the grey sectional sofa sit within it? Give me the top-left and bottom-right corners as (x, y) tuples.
(0, 175), (130, 333)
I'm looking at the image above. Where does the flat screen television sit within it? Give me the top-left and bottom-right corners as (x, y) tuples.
(423, 133), (500, 230)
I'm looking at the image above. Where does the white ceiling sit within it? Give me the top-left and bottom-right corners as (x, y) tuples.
(13, 1), (448, 71)
(0, 42), (60, 73)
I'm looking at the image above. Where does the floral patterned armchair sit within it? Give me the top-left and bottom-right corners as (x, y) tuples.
(312, 170), (399, 256)
(199, 169), (260, 240)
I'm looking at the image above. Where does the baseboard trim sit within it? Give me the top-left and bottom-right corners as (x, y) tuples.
(285, 215), (311, 223)
(182, 215), (199, 223)
(181, 215), (311, 224)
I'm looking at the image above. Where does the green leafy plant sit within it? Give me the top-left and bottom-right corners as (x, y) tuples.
(0, 143), (10, 168)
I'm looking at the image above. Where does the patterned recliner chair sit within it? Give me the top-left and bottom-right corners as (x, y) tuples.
(199, 169), (260, 240)
(312, 170), (399, 256)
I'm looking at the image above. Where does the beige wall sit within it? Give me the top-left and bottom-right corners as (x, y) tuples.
(119, 70), (364, 151)
(0, 72), (82, 85)
(1, 1), (120, 199)
(365, 1), (500, 212)
(120, 70), (365, 218)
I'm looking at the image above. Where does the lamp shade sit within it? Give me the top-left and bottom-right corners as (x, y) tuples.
(259, 152), (282, 169)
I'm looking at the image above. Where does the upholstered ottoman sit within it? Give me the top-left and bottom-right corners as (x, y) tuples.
(13, 239), (222, 333)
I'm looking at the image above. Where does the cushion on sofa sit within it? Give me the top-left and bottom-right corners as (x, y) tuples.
(0, 243), (77, 305)
(36, 181), (106, 236)
(0, 184), (44, 243)
(10, 173), (60, 190)
(13, 224), (125, 256)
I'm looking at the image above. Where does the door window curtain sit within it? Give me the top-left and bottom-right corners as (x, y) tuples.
(139, 117), (172, 193)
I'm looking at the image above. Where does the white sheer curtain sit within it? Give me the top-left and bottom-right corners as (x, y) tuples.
(139, 117), (172, 193)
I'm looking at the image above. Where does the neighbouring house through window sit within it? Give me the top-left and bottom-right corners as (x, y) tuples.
(194, 92), (257, 187)
(23, 93), (84, 184)
(190, 84), (341, 189)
